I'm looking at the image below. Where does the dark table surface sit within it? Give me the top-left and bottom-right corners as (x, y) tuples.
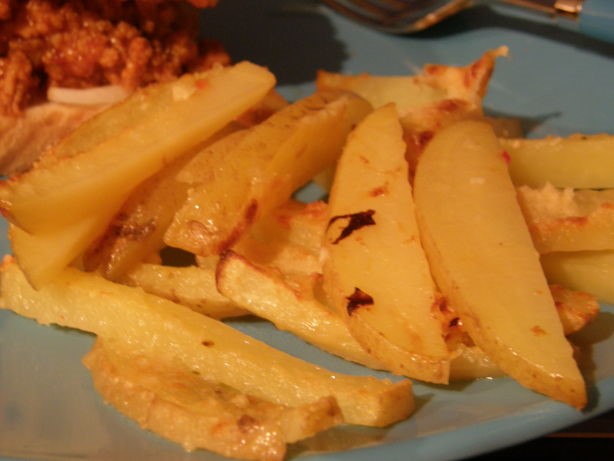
(468, 409), (613, 460)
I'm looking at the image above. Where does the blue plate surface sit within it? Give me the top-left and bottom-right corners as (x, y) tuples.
(1, 1), (613, 460)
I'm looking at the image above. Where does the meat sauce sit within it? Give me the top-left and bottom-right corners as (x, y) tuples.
(0, 0), (227, 115)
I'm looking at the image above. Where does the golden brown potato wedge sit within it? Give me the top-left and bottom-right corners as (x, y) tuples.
(84, 338), (342, 460)
(164, 90), (372, 256)
(542, 250), (614, 304)
(123, 263), (247, 319)
(0, 258), (414, 427)
(414, 120), (586, 408)
(216, 250), (382, 369)
(503, 134), (614, 189)
(322, 105), (449, 384)
(0, 63), (276, 235)
(518, 184), (614, 254)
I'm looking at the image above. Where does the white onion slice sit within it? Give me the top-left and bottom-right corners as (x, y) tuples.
(47, 85), (130, 106)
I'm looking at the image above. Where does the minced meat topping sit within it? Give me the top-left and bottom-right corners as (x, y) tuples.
(0, 0), (227, 115)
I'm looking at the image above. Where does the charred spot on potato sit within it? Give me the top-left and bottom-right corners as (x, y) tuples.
(328, 209), (375, 244)
(237, 414), (258, 432)
(531, 325), (547, 336)
(201, 340), (215, 347)
(346, 287), (374, 315)
(370, 184), (388, 197)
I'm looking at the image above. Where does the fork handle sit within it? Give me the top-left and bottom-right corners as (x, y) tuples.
(578, 0), (614, 43)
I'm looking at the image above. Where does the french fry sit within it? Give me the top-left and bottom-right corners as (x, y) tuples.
(164, 90), (372, 256)
(322, 105), (450, 384)
(0, 63), (276, 235)
(447, 284), (599, 381)
(413, 120), (586, 408)
(84, 338), (342, 461)
(123, 263), (247, 319)
(0, 258), (414, 427)
(502, 134), (614, 189)
(216, 250), (382, 369)
(9, 214), (112, 288)
(82, 155), (192, 279)
(316, 47), (506, 119)
(517, 184), (614, 254)
(83, 124), (245, 280)
(541, 250), (614, 304)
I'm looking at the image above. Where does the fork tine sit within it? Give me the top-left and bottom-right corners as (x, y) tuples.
(322, 0), (424, 31)
(322, 0), (474, 34)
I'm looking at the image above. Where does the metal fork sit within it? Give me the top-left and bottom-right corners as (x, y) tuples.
(321, 0), (614, 43)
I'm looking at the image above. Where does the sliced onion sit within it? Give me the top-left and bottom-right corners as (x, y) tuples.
(47, 85), (130, 106)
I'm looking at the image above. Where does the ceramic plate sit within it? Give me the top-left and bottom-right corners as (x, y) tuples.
(1, 1), (613, 460)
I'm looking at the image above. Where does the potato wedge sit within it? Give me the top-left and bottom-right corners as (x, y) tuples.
(82, 155), (192, 279)
(413, 120), (586, 408)
(502, 134), (614, 189)
(123, 263), (247, 319)
(322, 104), (449, 384)
(542, 250), (614, 304)
(216, 251), (382, 369)
(84, 339), (342, 460)
(9, 214), (113, 288)
(316, 47), (506, 118)
(0, 258), (413, 427)
(518, 184), (614, 253)
(0, 62), (276, 234)
(164, 90), (373, 256)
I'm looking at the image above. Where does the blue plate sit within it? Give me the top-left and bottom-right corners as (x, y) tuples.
(1, 1), (613, 460)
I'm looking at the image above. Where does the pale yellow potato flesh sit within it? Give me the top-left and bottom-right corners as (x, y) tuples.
(164, 90), (373, 256)
(0, 259), (414, 427)
(9, 213), (113, 288)
(216, 251), (383, 369)
(84, 339), (342, 461)
(322, 104), (450, 384)
(0, 62), (276, 234)
(123, 263), (247, 319)
(502, 134), (614, 189)
(542, 250), (614, 305)
(518, 184), (614, 253)
(413, 120), (586, 408)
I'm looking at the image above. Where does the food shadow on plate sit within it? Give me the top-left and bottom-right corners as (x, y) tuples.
(287, 393), (434, 458)
(408, 5), (614, 58)
(569, 310), (614, 411)
(199, 0), (347, 86)
(484, 107), (562, 137)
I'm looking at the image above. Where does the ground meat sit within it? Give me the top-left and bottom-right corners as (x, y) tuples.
(0, 0), (228, 115)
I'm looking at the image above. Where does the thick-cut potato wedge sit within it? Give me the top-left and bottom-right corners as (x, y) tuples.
(317, 47), (505, 118)
(0, 62), (276, 234)
(542, 250), (614, 304)
(216, 251), (382, 369)
(84, 339), (342, 461)
(82, 155), (192, 279)
(9, 215), (113, 288)
(502, 134), (614, 189)
(322, 105), (449, 384)
(414, 120), (586, 408)
(316, 71), (448, 116)
(124, 263), (247, 319)
(518, 184), (614, 253)
(0, 258), (413, 427)
(83, 124), (244, 280)
(164, 90), (373, 256)
(447, 283), (598, 381)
